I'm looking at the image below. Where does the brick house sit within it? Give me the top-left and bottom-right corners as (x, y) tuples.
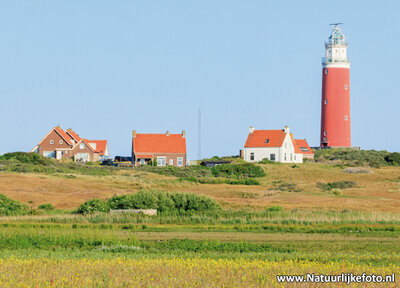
(132, 130), (187, 167)
(31, 126), (110, 162)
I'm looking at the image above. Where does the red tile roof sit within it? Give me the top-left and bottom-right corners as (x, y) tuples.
(133, 133), (186, 154)
(291, 135), (302, 154)
(66, 129), (82, 142)
(294, 139), (314, 155)
(54, 127), (74, 146)
(244, 130), (286, 148)
(84, 139), (108, 155)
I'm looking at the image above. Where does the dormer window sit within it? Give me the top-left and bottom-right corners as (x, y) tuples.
(300, 147), (309, 152)
(265, 139), (270, 144)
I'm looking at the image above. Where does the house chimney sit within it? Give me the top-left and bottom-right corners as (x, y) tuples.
(182, 130), (186, 138)
(166, 130), (170, 136)
(249, 126), (255, 134)
(284, 126), (290, 134)
(132, 130), (136, 138)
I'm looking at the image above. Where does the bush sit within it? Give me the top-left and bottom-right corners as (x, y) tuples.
(385, 152), (400, 166)
(0, 152), (52, 165)
(211, 163), (266, 178)
(0, 194), (30, 215)
(331, 189), (343, 196)
(317, 181), (356, 191)
(314, 149), (390, 168)
(265, 206), (284, 212)
(259, 158), (279, 164)
(179, 177), (260, 185)
(107, 190), (221, 213)
(38, 203), (54, 210)
(276, 183), (302, 192)
(76, 199), (110, 214)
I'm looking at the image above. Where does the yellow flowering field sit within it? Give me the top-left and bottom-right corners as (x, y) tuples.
(0, 257), (397, 287)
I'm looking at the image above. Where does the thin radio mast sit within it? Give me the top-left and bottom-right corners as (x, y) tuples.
(197, 109), (201, 160)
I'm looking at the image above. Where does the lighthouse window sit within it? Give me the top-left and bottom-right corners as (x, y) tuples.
(345, 115), (348, 121)
(324, 131), (327, 136)
(324, 69), (328, 75)
(344, 84), (348, 90)
(324, 100), (328, 105)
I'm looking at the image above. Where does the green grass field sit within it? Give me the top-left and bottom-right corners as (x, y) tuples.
(0, 151), (399, 286)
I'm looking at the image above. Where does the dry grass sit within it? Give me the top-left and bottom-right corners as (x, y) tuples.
(0, 163), (400, 212)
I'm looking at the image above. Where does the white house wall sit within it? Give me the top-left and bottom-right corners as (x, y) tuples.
(244, 133), (303, 164)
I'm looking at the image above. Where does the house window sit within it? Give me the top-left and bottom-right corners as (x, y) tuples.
(284, 153), (287, 161)
(250, 153), (254, 161)
(300, 147), (309, 152)
(157, 156), (166, 167)
(294, 155), (296, 160)
(59, 140), (63, 145)
(325, 69), (328, 75)
(177, 157), (183, 167)
(324, 99), (328, 105)
(169, 159), (173, 166)
(50, 140), (54, 144)
(270, 154), (276, 161)
(80, 143), (85, 150)
(265, 139), (270, 144)
(140, 159), (145, 165)
(43, 151), (55, 158)
(290, 154), (293, 161)
(76, 153), (89, 162)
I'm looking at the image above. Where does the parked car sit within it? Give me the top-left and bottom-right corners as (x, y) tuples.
(114, 156), (132, 167)
(101, 159), (115, 166)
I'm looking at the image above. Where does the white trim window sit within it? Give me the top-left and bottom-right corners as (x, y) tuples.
(43, 151), (56, 158)
(50, 140), (54, 144)
(80, 143), (85, 150)
(59, 140), (63, 145)
(177, 157), (183, 167)
(169, 159), (174, 166)
(140, 159), (145, 165)
(157, 156), (166, 167)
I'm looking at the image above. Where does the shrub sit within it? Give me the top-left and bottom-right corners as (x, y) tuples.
(265, 206), (284, 212)
(179, 177), (260, 185)
(38, 203), (54, 210)
(211, 163), (266, 178)
(0, 152), (53, 165)
(314, 149), (390, 168)
(259, 158), (279, 164)
(108, 190), (220, 213)
(317, 181), (356, 191)
(276, 183), (302, 192)
(385, 152), (400, 166)
(0, 194), (30, 215)
(331, 189), (343, 196)
(76, 199), (110, 214)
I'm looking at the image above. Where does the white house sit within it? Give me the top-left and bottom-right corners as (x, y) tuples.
(243, 126), (313, 164)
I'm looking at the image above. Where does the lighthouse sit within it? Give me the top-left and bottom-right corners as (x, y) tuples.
(320, 24), (351, 147)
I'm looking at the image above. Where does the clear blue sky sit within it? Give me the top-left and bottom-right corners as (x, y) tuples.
(1, 1), (399, 159)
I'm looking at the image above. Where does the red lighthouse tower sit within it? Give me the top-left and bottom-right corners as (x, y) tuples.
(320, 24), (351, 147)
